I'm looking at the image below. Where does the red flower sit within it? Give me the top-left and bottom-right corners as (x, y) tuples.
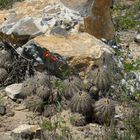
(43, 50), (51, 58)
(51, 56), (57, 62)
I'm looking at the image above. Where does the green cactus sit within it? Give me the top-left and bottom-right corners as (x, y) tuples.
(0, 50), (13, 68)
(63, 76), (83, 100)
(0, 68), (8, 83)
(36, 85), (50, 100)
(24, 95), (44, 113)
(34, 73), (49, 86)
(93, 67), (111, 92)
(93, 98), (115, 125)
(21, 77), (36, 98)
(70, 90), (93, 116)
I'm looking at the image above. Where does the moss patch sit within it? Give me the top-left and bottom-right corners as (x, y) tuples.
(112, 1), (140, 31)
(0, 0), (24, 10)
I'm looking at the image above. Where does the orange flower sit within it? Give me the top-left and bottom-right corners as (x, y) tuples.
(43, 50), (50, 58)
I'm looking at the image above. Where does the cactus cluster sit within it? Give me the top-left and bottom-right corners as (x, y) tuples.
(21, 72), (62, 114)
(62, 74), (116, 127)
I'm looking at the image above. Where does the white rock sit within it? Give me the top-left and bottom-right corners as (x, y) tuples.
(121, 79), (126, 85)
(134, 34), (140, 43)
(5, 83), (22, 100)
(12, 124), (40, 133)
(11, 124), (41, 140)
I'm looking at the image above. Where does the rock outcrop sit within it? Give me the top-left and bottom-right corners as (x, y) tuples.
(84, 0), (115, 39)
(0, 0), (115, 45)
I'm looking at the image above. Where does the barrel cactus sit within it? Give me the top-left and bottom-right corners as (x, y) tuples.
(92, 67), (111, 92)
(36, 85), (50, 100)
(70, 113), (87, 126)
(93, 98), (115, 125)
(0, 68), (8, 83)
(25, 95), (44, 113)
(70, 90), (93, 116)
(63, 76), (83, 100)
(0, 50), (13, 68)
(34, 72), (56, 87)
(21, 77), (36, 98)
(34, 73), (49, 86)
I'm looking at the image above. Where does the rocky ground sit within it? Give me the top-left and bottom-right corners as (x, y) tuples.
(0, 0), (140, 140)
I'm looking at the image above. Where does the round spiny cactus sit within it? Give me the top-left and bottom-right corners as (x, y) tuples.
(48, 89), (62, 104)
(93, 98), (115, 125)
(63, 76), (83, 100)
(0, 50), (13, 68)
(92, 67), (111, 92)
(34, 73), (56, 87)
(0, 68), (8, 83)
(21, 78), (36, 98)
(70, 90), (93, 116)
(36, 85), (50, 100)
(25, 95), (44, 113)
(70, 113), (87, 126)
(34, 73), (49, 86)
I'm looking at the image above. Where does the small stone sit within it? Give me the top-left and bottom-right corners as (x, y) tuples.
(130, 86), (135, 93)
(128, 53), (133, 59)
(5, 83), (23, 100)
(11, 124), (41, 140)
(134, 34), (140, 43)
(50, 26), (68, 36)
(121, 79), (126, 85)
(126, 72), (136, 80)
(0, 105), (6, 115)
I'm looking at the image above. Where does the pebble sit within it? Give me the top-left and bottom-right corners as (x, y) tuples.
(126, 72), (136, 80)
(128, 53), (133, 59)
(130, 86), (135, 93)
(134, 34), (140, 43)
(0, 105), (6, 115)
(121, 79), (126, 85)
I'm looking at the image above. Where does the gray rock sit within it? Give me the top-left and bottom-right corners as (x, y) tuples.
(134, 34), (140, 43)
(11, 124), (41, 140)
(5, 83), (23, 100)
(130, 86), (135, 93)
(126, 72), (136, 80)
(0, 105), (6, 115)
(50, 26), (68, 36)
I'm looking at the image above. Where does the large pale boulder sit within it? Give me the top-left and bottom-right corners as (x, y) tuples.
(23, 33), (114, 72)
